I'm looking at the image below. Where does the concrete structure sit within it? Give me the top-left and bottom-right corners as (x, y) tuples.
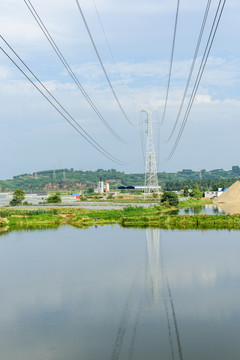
(205, 187), (229, 199)
(94, 181), (110, 194)
(117, 185), (161, 192)
(205, 191), (217, 199)
(135, 185), (161, 191)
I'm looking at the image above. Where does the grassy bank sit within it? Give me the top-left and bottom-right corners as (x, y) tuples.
(1, 201), (240, 231)
(178, 198), (212, 208)
(121, 214), (240, 229)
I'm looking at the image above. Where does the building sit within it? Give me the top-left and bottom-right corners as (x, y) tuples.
(117, 185), (161, 192)
(94, 181), (110, 194)
(205, 191), (217, 199)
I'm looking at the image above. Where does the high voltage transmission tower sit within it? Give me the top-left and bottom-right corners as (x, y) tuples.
(146, 228), (160, 302)
(141, 110), (159, 196)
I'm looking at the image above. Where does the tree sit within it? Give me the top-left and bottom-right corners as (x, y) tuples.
(46, 193), (61, 203)
(183, 185), (189, 197)
(10, 189), (25, 206)
(191, 184), (202, 199)
(161, 191), (179, 206)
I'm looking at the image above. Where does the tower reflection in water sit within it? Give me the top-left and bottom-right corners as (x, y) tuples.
(110, 229), (184, 360)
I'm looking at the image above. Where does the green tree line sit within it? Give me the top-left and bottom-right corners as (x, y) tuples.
(1, 166), (240, 192)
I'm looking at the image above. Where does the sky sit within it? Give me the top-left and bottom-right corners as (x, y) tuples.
(0, 0), (239, 179)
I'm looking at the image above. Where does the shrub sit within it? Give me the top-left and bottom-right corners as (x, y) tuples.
(46, 193), (61, 203)
(191, 184), (202, 199)
(80, 197), (87, 201)
(9, 189), (25, 206)
(161, 191), (179, 206)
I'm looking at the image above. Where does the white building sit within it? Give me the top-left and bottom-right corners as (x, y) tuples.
(94, 181), (110, 194)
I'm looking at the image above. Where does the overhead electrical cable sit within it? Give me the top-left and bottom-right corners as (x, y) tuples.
(139, 111), (145, 165)
(160, 234), (181, 360)
(167, 0), (225, 160)
(161, 0), (180, 125)
(0, 42), (130, 166)
(92, 0), (122, 81)
(75, 0), (134, 126)
(167, 0), (226, 160)
(92, 0), (136, 109)
(156, 111), (161, 170)
(166, 277), (184, 360)
(167, 0), (212, 142)
(24, 0), (127, 144)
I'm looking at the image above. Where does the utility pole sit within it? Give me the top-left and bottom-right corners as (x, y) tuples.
(141, 109), (159, 196)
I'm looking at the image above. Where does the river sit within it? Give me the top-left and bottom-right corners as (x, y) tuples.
(0, 226), (240, 359)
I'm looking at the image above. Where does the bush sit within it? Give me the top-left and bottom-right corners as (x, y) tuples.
(161, 191), (179, 206)
(46, 193), (61, 203)
(9, 189), (25, 206)
(191, 184), (202, 199)
(80, 197), (87, 201)
(183, 186), (189, 197)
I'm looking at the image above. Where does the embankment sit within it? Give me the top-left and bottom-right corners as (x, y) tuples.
(1, 205), (240, 231)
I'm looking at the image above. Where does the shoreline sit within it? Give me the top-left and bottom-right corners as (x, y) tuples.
(1, 200), (240, 232)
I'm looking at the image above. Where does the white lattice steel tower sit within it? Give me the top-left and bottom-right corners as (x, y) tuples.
(142, 109), (159, 195)
(146, 228), (160, 302)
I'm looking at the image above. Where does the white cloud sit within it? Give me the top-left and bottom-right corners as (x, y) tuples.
(0, 0), (240, 177)
(0, 66), (11, 80)
(194, 94), (213, 104)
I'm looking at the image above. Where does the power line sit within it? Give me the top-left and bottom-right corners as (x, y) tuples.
(139, 111), (146, 164)
(92, 0), (122, 81)
(156, 111), (161, 171)
(92, 0), (136, 109)
(167, 0), (225, 160)
(167, 0), (226, 160)
(75, 0), (134, 126)
(166, 276), (184, 360)
(24, 0), (127, 145)
(0, 41), (130, 166)
(167, 0), (212, 142)
(161, 0), (180, 125)
(159, 231), (183, 360)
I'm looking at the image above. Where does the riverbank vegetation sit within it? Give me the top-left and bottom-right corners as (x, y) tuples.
(0, 199), (239, 232)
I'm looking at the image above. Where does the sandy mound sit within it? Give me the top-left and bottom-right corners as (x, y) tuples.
(217, 203), (240, 214)
(217, 181), (240, 203)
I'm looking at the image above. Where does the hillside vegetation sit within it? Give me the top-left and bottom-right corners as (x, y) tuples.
(1, 166), (240, 192)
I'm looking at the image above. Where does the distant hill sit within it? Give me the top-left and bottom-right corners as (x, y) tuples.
(1, 166), (240, 192)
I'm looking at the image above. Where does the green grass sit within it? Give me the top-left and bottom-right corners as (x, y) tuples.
(2, 200), (240, 232)
(178, 198), (212, 208)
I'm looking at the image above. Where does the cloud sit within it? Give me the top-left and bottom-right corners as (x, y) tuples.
(0, 66), (11, 80)
(0, 0), (240, 177)
(194, 94), (214, 104)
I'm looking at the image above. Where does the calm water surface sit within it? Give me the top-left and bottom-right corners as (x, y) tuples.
(0, 226), (240, 359)
(171, 204), (227, 215)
